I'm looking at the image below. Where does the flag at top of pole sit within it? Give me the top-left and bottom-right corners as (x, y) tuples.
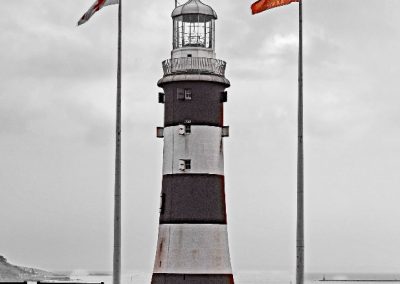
(77, 0), (119, 25)
(76, 1), (123, 284)
(251, 0), (298, 14)
(249, 2), (304, 284)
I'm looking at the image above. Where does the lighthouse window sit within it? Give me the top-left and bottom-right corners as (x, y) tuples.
(173, 15), (214, 49)
(184, 89), (192, 100)
(178, 159), (191, 171)
(184, 159), (191, 170)
(177, 88), (192, 101)
(185, 124), (191, 134)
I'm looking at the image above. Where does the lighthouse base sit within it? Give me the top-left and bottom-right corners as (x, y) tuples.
(151, 274), (234, 284)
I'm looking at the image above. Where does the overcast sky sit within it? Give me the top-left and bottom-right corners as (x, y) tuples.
(1, 0), (400, 276)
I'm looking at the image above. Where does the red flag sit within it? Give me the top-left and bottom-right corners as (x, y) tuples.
(77, 0), (119, 26)
(251, 0), (298, 14)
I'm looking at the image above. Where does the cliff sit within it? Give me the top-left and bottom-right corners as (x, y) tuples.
(0, 255), (69, 282)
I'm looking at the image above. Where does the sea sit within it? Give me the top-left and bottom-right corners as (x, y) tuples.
(71, 272), (400, 284)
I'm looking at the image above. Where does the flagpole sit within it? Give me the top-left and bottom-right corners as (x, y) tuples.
(113, 0), (122, 284)
(296, 1), (304, 284)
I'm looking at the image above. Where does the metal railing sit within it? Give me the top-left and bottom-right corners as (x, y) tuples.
(162, 57), (226, 76)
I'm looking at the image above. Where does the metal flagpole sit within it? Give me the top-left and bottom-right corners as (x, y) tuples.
(113, 0), (122, 284)
(296, 1), (304, 284)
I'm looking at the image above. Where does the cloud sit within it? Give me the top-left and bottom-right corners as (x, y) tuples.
(1, 0), (400, 273)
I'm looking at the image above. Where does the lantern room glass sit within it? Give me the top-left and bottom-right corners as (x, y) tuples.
(173, 14), (214, 49)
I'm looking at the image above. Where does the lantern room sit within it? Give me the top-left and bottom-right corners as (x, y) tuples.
(171, 0), (217, 59)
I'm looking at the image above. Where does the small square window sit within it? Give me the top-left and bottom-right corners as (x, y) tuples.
(185, 124), (191, 134)
(178, 159), (191, 171)
(184, 160), (191, 170)
(184, 89), (192, 100)
(177, 88), (192, 100)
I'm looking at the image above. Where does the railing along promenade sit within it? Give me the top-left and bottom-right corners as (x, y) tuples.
(162, 57), (226, 77)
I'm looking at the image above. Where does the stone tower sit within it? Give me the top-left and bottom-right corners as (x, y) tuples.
(152, 0), (234, 283)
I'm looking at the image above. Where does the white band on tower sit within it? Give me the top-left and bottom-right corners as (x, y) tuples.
(162, 126), (224, 175)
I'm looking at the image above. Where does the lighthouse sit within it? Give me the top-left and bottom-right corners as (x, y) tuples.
(152, 0), (234, 283)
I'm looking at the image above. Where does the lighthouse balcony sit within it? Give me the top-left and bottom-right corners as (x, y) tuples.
(162, 57), (226, 77)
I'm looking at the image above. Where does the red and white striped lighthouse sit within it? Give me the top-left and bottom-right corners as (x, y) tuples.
(152, 0), (234, 283)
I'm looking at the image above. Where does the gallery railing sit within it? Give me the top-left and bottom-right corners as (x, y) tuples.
(162, 57), (226, 77)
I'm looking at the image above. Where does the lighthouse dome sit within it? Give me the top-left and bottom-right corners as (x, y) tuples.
(172, 0), (217, 19)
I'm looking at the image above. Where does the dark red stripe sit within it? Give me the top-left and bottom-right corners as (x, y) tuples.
(159, 174), (227, 224)
(151, 274), (234, 284)
(162, 82), (226, 127)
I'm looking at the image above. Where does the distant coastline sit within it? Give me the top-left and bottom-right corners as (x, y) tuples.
(0, 255), (70, 282)
(89, 271), (112, 276)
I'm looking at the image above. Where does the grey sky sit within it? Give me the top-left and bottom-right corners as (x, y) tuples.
(1, 0), (399, 275)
